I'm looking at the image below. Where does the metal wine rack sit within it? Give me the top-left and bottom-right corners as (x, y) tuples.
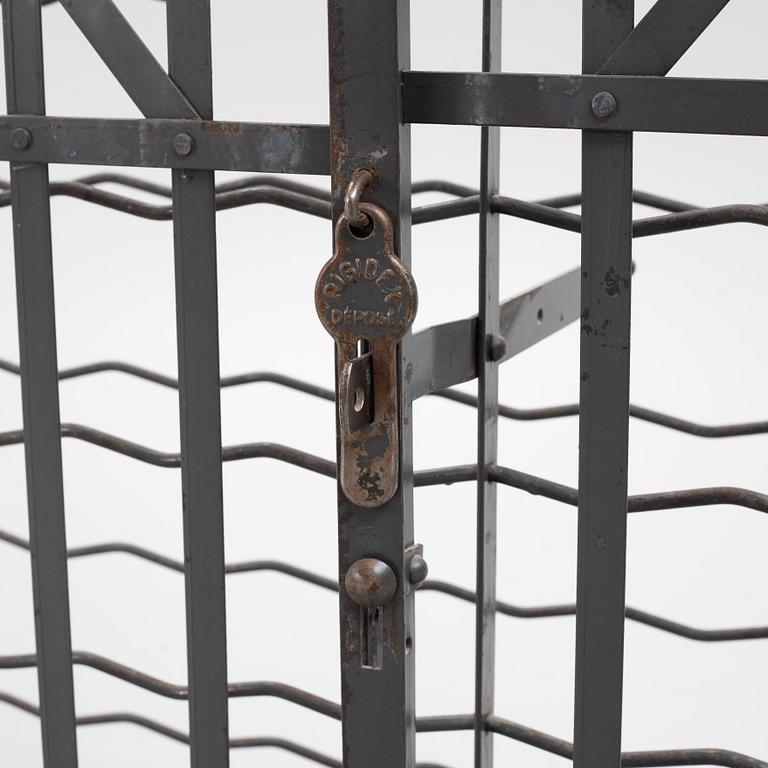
(1, 1), (766, 767)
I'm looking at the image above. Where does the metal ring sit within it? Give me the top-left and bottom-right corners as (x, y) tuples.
(344, 169), (374, 228)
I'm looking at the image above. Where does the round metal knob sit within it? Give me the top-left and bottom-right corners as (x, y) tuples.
(345, 558), (397, 608)
(408, 554), (429, 586)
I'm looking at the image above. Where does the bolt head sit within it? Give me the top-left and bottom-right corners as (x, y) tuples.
(407, 554), (429, 586)
(10, 127), (32, 151)
(488, 334), (507, 363)
(591, 91), (617, 119)
(345, 558), (397, 608)
(172, 132), (195, 157)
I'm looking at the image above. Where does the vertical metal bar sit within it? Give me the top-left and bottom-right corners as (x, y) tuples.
(574, 3), (634, 768)
(166, 2), (229, 766)
(327, 2), (415, 766)
(475, 0), (501, 766)
(2, 2), (78, 766)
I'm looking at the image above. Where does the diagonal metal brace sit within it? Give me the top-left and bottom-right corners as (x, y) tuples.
(600, 0), (731, 76)
(410, 267), (580, 400)
(58, 0), (197, 119)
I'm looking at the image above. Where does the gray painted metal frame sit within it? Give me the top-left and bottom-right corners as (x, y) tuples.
(401, 71), (768, 136)
(575, 4), (634, 767)
(2, 1), (764, 767)
(327, 0), (416, 764)
(3, 1), (78, 765)
(60, 0), (196, 118)
(0, 116), (330, 173)
(475, 0), (501, 766)
(166, 1), (230, 765)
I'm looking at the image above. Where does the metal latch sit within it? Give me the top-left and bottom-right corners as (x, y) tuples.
(315, 199), (417, 507)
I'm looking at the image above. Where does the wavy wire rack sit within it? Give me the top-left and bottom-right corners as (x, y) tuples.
(1, 173), (767, 768)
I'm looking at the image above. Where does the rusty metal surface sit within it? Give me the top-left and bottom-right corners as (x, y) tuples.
(343, 168), (374, 228)
(326, 0), (419, 762)
(316, 203), (417, 507)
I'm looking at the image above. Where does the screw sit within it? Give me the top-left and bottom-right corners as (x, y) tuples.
(345, 558), (397, 608)
(10, 128), (32, 151)
(173, 132), (195, 157)
(488, 334), (507, 363)
(408, 554), (429, 586)
(591, 91), (617, 119)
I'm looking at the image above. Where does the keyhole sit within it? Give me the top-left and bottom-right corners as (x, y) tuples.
(351, 340), (372, 422)
(361, 606), (383, 669)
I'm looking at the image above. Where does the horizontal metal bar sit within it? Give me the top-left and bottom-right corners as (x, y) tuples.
(0, 691), (765, 768)
(410, 268), (579, 398)
(0, 116), (329, 174)
(3, 75), (766, 163)
(3, 528), (765, 642)
(3, 356), (768, 438)
(402, 72), (768, 136)
(1, 80), (767, 169)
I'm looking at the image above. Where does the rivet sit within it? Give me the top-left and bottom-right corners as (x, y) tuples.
(345, 558), (397, 609)
(591, 91), (617, 119)
(407, 554), (429, 586)
(10, 127), (32, 151)
(173, 132), (195, 157)
(488, 334), (507, 363)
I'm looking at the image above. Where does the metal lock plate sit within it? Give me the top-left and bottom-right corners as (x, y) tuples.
(315, 202), (417, 507)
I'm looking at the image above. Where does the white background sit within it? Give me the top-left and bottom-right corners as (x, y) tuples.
(1, 1), (767, 766)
